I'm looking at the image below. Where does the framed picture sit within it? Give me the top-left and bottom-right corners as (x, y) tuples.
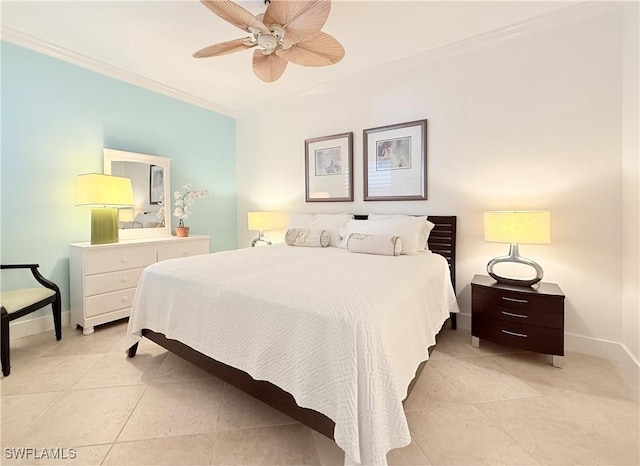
(149, 164), (164, 204)
(363, 119), (427, 201)
(305, 132), (353, 202)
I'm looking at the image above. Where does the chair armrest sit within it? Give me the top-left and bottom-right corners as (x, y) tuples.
(1, 264), (60, 293)
(1, 264), (40, 270)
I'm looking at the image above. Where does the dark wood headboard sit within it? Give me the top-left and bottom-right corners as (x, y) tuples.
(353, 215), (457, 292)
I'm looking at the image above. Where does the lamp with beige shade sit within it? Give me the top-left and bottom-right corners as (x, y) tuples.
(484, 210), (551, 287)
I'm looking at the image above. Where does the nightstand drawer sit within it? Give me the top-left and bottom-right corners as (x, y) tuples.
(472, 314), (564, 355)
(472, 294), (563, 328)
(472, 285), (563, 314)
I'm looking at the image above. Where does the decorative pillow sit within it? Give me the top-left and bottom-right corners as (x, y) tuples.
(368, 214), (435, 251)
(285, 228), (330, 248)
(288, 213), (352, 247)
(346, 233), (402, 256)
(340, 218), (425, 255)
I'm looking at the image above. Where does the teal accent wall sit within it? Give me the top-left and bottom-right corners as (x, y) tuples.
(1, 41), (237, 316)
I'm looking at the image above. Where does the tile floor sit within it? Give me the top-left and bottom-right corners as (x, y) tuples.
(1, 320), (638, 465)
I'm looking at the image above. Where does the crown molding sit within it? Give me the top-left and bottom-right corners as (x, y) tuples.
(1, 26), (236, 118)
(245, 1), (621, 113)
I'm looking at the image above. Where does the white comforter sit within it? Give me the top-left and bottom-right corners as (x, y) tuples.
(126, 245), (459, 465)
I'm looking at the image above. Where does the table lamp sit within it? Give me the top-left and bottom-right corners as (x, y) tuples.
(248, 211), (275, 247)
(484, 210), (550, 287)
(77, 174), (135, 245)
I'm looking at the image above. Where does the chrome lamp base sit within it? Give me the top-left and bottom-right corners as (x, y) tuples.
(251, 231), (272, 247)
(487, 243), (543, 287)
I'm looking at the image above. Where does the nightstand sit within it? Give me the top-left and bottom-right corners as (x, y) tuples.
(471, 274), (565, 367)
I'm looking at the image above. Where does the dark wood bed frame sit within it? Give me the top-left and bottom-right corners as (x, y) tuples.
(128, 215), (457, 439)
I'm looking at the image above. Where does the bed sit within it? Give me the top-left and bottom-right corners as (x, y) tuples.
(126, 215), (458, 465)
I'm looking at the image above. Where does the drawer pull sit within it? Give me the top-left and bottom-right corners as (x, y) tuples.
(502, 329), (527, 338)
(121, 277), (129, 283)
(501, 296), (528, 304)
(502, 311), (528, 319)
(122, 296), (129, 302)
(121, 257), (129, 264)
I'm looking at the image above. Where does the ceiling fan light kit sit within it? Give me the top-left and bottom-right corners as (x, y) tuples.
(194, 0), (345, 82)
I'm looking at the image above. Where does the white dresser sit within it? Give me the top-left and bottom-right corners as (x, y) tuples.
(70, 235), (209, 335)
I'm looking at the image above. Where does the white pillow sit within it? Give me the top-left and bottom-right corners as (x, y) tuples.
(341, 218), (426, 255)
(368, 214), (435, 251)
(288, 213), (352, 247)
(346, 233), (402, 256)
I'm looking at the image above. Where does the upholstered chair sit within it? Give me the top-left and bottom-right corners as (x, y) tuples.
(1, 264), (62, 376)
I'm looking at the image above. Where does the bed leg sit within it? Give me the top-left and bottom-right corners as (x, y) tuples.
(127, 343), (139, 358)
(450, 313), (457, 330)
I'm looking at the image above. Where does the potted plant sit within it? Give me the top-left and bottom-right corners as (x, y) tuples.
(173, 183), (209, 237)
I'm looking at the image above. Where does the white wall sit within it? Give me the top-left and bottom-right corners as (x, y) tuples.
(622, 2), (640, 372)
(236, 4), (634, 363)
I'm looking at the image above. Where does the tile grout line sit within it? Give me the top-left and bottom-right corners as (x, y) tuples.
(472, 397), (547, 465)
(99, 348), (165, 465)
(208, 382), (227, 465)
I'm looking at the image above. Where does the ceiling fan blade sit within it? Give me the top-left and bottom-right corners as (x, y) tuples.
(252, 50), (288, 82)
(263, 0), (331, 46)
(193, 37), (256, 58)
(276, 32), (344, 67)
(200, 0), (269, 34)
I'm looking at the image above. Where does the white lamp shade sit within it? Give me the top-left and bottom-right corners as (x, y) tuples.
(484, 211), (551, 244)
(247, 211), (275, 232)
(76, 174), (134, 207)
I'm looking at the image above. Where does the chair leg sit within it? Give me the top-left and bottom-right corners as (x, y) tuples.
(1, 309), (10, 376)
(52, 296), (62, 341)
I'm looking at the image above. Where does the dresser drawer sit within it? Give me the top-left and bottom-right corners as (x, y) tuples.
(472, 285), (563, 314)
(85, 267), (145, 296)
(157, 241), (209, 261)
(85, 288), (136, 317)
(472, 293), (563, 328)
(84, 247), (157, 275)
(472, 314), (564, 355)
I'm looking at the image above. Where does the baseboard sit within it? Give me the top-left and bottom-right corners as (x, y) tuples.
(456, 312), (472, 330)
(565, 332), (640, 389)
(457, 313), (639, 386)
(621, 345), (640, 391)
(9, 311), (71, 340)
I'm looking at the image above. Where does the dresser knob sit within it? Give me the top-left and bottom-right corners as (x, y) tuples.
(121, 257), (129, 264)
(122, 296), (129, 302)
(121, 277), (128, 283)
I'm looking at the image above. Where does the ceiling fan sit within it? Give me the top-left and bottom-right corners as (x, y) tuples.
(193, 0), (345, 82)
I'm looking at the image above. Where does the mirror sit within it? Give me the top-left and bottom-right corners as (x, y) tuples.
(103, 148), (172, 239)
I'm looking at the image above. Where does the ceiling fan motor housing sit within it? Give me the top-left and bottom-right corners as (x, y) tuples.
(257, 34), (278, 53)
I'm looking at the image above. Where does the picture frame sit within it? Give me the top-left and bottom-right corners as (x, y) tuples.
(149, 164), (164, 205)
(363, 119), (427, 201)
(305, 132), (353, 202)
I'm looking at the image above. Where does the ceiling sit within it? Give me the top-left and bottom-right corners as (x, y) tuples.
(1, 1), (578, 115)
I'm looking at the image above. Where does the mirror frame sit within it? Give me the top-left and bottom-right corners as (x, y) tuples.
(103, 148), (172, 240)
